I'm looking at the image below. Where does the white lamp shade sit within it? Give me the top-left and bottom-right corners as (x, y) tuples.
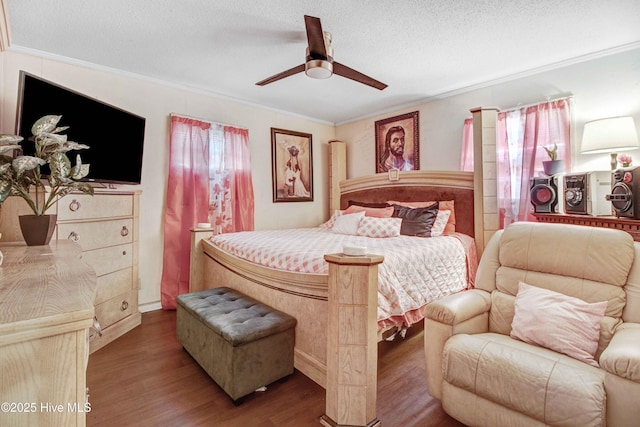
(581, 116), (640, 154)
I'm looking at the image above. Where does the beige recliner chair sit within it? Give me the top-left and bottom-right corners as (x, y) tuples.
(424, 222), (640, 427)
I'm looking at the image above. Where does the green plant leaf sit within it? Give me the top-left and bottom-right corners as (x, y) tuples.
(0, 180), (11, 202)
(40, 133), (68, 144)
(0, 163), (12, 174)
(0, 144), (22, 155)
(51, 126), (70, 134)
(0, 135), (24, 144)
(12, 156), (46, 174)
(71, 163), (90, 180)
(31, 115), (62, 136)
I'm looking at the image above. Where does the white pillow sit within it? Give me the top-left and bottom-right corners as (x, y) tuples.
(331, 211), (365, 235)
(510, 282), (607, 367)
(319, 210), (343, 229)
(430, 210), (451, 237)
(357, 217), (402, 238)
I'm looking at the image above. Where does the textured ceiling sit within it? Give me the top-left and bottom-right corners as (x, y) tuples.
(5, 0), (640, 124)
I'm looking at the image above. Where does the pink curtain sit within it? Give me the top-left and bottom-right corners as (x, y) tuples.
(161, 117), (255, 309)
(460, 117), (474, 171)
(497, 98), (572, 227)
(161, 116), (211, 309)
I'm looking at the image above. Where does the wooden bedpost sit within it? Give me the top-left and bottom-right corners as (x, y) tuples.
(470, 106), (500, 258)
(321, 253), (384, 427)
(189, 226), (214, 292)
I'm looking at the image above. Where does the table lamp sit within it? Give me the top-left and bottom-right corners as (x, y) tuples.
(580, 116), (640, 169)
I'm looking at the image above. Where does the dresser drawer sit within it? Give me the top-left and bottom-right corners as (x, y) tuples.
(57, 218), (133, 251)
(95, 268), (133, 305)
(94, 291), (137, 329)
(80, 243), (133, 276)
(57, 194), (133, 221)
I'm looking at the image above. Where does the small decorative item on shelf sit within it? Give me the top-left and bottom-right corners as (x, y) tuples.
(542, 143), (564, 175)
(618, 154), (633, 168)
(0, 115), (94, 246)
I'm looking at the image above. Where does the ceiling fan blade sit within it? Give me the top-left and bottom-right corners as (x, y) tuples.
(333, 62), (388, 90)
(304, 15), (327, 58)
(255, 64), (306, 86)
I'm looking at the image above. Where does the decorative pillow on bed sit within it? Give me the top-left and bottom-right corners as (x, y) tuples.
(356, 217), (402, 238)
(387, 200), (456, 234)
(331, 211), (365, 235)
(319, 210), (343, 229)
(430, 210), (451, 237)
(344, 205), (394, 218)
(391, 202), (439, 237)
(347, 200), (390, 208)
(510, 282), (607, 367)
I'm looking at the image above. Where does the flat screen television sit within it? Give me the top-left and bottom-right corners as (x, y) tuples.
(15, 71), (146, 185)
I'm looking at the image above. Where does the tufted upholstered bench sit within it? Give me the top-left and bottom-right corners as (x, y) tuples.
(176, 287), (296, 403)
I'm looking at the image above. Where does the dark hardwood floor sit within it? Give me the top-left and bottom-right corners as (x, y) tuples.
(87, 310), (465, 427)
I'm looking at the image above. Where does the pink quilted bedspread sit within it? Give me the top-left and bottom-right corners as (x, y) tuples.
(210, 228), (476, 329)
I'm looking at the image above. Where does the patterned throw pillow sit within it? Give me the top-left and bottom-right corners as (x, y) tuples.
(319, 210), (343, 229)
(430, 210), (451, 237)
(356, 217), (402, 238)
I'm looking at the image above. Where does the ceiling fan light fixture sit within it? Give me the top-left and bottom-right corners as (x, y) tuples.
(305, 60), (333, 79)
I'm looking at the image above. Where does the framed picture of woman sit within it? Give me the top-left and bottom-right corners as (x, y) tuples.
(271, 128), (313, 202)
(375, 111), (420, 173)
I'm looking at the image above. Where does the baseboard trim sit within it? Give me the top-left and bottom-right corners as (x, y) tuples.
(139, 301), (162, 313)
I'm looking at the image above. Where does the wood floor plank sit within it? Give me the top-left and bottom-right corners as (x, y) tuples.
(87, 310), (465, 426)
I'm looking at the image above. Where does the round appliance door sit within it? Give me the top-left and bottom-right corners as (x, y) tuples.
(610, 182), (632, 213)
(564, 188), (583, 207)
(530, 184), (556, 206)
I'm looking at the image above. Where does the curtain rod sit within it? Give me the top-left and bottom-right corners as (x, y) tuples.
(501, 94), (574, 113)
(170, 113), (248, 130)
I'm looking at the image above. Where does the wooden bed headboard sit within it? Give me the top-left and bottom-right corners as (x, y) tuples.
(339, 170), (475, 237)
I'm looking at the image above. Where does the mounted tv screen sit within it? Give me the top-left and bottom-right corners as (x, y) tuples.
(16, 71), (146, 185)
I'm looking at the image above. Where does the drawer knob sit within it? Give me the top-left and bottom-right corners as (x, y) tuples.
(121, 300), (129, 311)
(68, 231), (80, 242)
(69, 199), (81, 212)
(121, 226), (129, 237)
(122, 250), (127, 256)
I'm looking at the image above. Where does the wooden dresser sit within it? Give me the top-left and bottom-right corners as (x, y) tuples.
(533, 213), (640, 242)
(0, 241), (97, 427)
(53, 190), (141, 353)
(0, 189), (141, 353)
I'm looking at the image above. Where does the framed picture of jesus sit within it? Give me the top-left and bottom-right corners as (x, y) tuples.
(375, 111), (420, 173)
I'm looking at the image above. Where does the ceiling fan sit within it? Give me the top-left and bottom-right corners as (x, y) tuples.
(256, 15), (387, 90)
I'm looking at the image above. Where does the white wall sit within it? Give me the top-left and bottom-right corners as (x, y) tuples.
(3, 47), (640, 308)
(337, 47), (640, 177)
(0, 50), (336, 308)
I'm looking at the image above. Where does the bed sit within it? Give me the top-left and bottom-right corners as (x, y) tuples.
(189, 170), (476, 390)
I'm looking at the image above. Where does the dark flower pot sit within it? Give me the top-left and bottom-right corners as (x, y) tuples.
(542, 160), (564, 176)
(18, 214), (57, 246)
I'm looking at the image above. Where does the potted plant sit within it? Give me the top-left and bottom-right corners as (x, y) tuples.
(0, 115), (93, 245)
(542, 143), (564, 175)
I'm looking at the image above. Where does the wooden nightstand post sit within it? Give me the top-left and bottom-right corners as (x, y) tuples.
(321, 253), (384, 427)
